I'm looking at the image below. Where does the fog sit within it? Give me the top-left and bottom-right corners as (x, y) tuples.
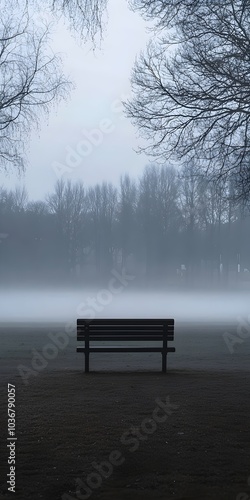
(2, 167), (250, 329)
(1, 288), (249, 325)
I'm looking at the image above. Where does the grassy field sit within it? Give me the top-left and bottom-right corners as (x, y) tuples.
(0, 322), (249, 500)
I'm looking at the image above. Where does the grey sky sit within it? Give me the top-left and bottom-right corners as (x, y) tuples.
(0, 0), (150, 200)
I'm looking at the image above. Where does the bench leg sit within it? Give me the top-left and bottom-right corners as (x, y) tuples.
(85, 352), (89, 373)
(162, 353), (167, 373)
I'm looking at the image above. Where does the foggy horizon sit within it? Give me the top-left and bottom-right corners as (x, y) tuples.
(1, 287), (250, 324)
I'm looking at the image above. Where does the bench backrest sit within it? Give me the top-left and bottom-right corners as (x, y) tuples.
(77, 319), (174, 342)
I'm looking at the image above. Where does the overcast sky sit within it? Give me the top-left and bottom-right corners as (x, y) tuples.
(0, 0), (151, 201)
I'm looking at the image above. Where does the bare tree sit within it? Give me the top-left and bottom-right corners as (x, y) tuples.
(117, 174), (137, 270)
(0, 2), (70, 172)
(49, 0), (108, 42)
(137, 164), (180, 280)
(126, 0), (250, 199)
(87, 182), (117, 275)
(0, 185), (28, 212)
(12, 186), (29, 211)
(47, 179), (87, 274)
(26, 200), (49, 216)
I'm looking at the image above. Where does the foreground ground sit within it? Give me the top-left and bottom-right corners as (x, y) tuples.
(0, 322), (250, 500)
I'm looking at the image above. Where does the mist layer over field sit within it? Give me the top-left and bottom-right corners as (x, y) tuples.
(0, 288), (249, 325)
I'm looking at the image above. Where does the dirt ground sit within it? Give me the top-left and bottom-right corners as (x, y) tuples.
(0, 323), (250, 500)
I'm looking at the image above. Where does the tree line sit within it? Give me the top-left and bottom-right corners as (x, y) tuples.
(1, 164), (250, 288)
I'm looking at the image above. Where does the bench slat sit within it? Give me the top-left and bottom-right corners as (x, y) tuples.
(77, 319), (174, 326)
(77, 328), (173, 333)
(78, 326), (166, 329)
(77, 346), (176, 353)
(88, 324), (168, 328)
(77, 336), (172, 341)
(77, 331), (174, 336)
(77, 333), (169, 338)
(77, 330), (173, 334)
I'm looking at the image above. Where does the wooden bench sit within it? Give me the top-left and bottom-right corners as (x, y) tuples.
(76, 319), (175, 373)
